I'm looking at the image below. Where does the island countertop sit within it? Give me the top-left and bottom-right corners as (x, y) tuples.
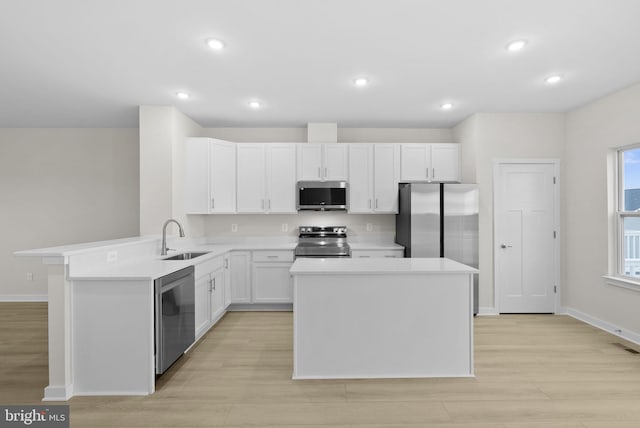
(290, 257), (478, 275)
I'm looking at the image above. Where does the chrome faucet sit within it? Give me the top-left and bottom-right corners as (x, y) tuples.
(161, 219), (185, 256)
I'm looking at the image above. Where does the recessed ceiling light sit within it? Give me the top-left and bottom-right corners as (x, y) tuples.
(176, 92), (190, 100)
(545, 74), (563, 84)
(248, 100), (261, 109)
(441, 103), (454, 110)
(206, 38), (225, 50)
(354, 77), (369, 87)
(506, 39), (527, 52)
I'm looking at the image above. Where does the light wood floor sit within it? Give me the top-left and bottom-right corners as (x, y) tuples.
(1, 303), (640, 427)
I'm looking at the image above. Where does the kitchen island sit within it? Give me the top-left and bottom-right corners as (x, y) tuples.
(290, 257), (477, 379)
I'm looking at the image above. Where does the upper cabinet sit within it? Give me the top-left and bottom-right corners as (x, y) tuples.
(237, 143), (297, 213)
(348, 144), (400, 213)
(297, 143), (348, 181)
(185, 138), (236, 214)
(400, 143), (460, 183)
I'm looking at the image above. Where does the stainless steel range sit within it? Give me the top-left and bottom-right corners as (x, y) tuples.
(294, 226), (351, 258)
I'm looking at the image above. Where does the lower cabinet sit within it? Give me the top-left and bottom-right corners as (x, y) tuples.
(194, 256), (226, 340)
(252, 263), (293, 303)
(229, 251), (251, 303)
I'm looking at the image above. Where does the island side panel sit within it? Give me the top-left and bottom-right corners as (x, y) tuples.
(293, 273), (473, 379)
(72, 280), (155, 395)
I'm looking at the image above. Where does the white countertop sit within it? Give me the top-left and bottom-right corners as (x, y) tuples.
(19, 237), (405, 281)
(290, 257), (478, 275)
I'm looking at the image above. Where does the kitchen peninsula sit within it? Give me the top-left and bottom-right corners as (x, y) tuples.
(290, 257), (477, 379)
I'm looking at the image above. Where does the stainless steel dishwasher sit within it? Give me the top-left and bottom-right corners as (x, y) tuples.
(155, 266), (195, 375)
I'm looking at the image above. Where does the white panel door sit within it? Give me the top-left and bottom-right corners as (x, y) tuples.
(267, 144), (297, 213)
(373, 144), (400, 213)
(400, 144), (430, 181)
(431, 144), (460, 183)
(210, 141), (237, 213)
(236, 144), (266, 213)
(297, 144), (323, 180)
(323, 144), (348, 180)
(348, 144), (373, 213)
(495, 163), (557, 313)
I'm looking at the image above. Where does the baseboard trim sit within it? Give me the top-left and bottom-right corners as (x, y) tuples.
(43, 384), (73, 402)
(477, 306), (499, 316)
(0, 295), (47, 302)
(227, 303), (293, 311)
(563, 306), (640, 346)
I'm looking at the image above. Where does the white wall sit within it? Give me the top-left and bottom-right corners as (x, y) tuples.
(454, 113), (565, 310)
(0, 128), (139, 298)
(564, 82), (640, 336)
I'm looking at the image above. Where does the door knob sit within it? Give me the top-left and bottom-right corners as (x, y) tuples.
(500, 244), (513, 249)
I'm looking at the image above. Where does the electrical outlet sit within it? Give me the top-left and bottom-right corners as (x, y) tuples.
(107, 251), (118, 262)
(26, 272), (34, 281)
(366, 223), (373, 232)
(231, 224), (238, 232)
(282, 223), (288, 232)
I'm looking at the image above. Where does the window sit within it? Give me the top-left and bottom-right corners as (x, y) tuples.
(617, 146), (640, 279)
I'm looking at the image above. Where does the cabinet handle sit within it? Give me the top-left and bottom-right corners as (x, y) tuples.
(268, 199), (271, 209)
(426, 168), (429, 179)
(432, 168), (435, 178)
(384, 255), (397, 258)
(267, 255), (278, 259)
(369, 199), (372, 209)
(318, 167), (321, 178)
(375, 199), (378, 209)
(359, 255), (371, 258)
(224, 259), (229, 268)
(261, 199), (265, 209)
(324, 167), (328, 178)
(211, 198), (215, 209)
(213, 278), (216, 291)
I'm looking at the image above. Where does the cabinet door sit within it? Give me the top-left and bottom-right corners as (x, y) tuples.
(194, 274), (211, 338)
(431, 144), (460, 182)
(210, 141), (237, 213)
(210, 268), (225, 322)
(323, 144), (348, 180)
(223, 256), (231, 308)
(229, 251), (251, 303)
(373, 144), (400, 213)
(252, 262), (293, 303)
(267, 144), (297, 213)
(297, 144), (323, 180)
(400, 144), (430, 181)
(185, 138), (212, 214)
(348, 144), (373, 213)
(237, 144), (267, 213)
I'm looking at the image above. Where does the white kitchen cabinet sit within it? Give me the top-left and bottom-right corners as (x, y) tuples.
(194, 256), (226, 339)
(185, 137), (236, 214)
(348, 144), (400, 213)
(297, 143), (348, 181)
(223, 255), (231, 308)
(430, 144), (460, 182)
(400, 143), (460, 182)
(251, 250), (294, 303)
(237, 143), (297, 213)
(229, 251), (251, 303)
(351, 249), (405, 258)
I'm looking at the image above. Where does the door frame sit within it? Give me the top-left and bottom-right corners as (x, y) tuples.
(493, 159), (561, 314)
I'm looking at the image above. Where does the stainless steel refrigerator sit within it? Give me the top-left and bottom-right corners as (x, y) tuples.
(395, 183), (479, 314)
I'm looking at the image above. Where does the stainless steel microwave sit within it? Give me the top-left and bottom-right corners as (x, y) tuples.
(296, 181), (348, 211)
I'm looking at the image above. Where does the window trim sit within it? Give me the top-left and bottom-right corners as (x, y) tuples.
(607, 144), (640, 289)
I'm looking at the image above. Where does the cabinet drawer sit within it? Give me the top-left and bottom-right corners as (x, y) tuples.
(351, 250), (404, 258)
(194, 256), (223, 279)
(252, 250), (294, 262)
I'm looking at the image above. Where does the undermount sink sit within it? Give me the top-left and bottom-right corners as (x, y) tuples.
(163, 251), (210, 261)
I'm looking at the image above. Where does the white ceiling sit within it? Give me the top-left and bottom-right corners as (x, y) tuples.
(2, 0), (640, 128)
